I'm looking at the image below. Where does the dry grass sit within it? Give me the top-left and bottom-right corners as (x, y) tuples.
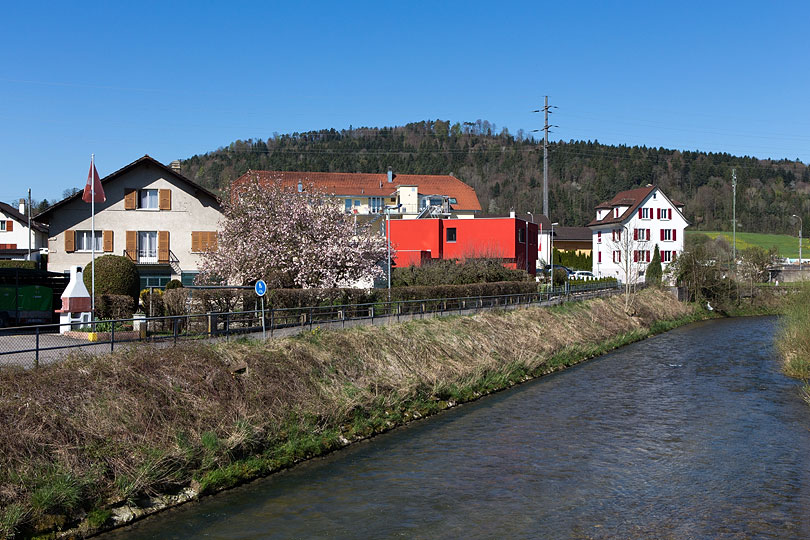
(777, 285), (810, 381)
(0, 288), (692, 536)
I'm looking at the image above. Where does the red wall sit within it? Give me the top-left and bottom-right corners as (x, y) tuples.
(388, 218), (538, 274)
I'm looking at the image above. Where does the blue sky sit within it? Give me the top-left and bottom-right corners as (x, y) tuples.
(1, 1), (809, 204)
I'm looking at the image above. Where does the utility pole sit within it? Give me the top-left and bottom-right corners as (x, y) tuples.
(27, 188), (32, 261)
(532, 97), (556, 217)
(543, 95), (549, 217)
(732, 169), (737, 273)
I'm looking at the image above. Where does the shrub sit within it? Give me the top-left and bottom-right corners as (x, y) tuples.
(552, 268), (567, 286)
(646, 245), (662, 286)
(94, 294), (136, 319)
(140, 288), (164, 317)
(83, 255), (139, 303)
(163, 288), (190, 316)
(392, 259), (530, 287)
(0, 260), (36, 270)
(165, 279), (183, 290)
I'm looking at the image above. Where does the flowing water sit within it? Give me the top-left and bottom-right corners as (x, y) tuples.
(104, 316), (810, 539)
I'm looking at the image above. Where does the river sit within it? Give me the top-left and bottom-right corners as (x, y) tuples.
(103, 316), (810, 539)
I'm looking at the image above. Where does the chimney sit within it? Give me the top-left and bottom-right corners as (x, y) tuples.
(387, 167), (393, 183)
(19, 198), (25, 215)
(509, 209), (516, 218)
(170, 160), (181, 172)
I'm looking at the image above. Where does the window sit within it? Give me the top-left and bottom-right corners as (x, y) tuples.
(354, 200), (361, 207)
(518, 228), (526, 243)
(597, 231), (602, 243)
(657, 208), (672, 220)
(612, 229), (622, 242)
(139, 189), (158, 209)
(191, 231), (217, 252)
(140, 272), (171, 290)
(661, 250), (672, 263)
(661, 229), (673, 241)
(634, 228), (650, 241)
(76, 230), (103, 251)
(181, 271), (199, 287)
(0, 221), (5, 231)
(369, 197), (383, 213)
(633, 250), (650, 263)
(613, 250), (621, 263)
(345, 199), (352, 213)
(638, 207), (652, 220)
(139, 231), (158, 260)
(446, 227), (457, 242)
(449, 197), (457, 204)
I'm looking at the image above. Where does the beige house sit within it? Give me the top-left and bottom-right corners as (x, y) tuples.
(36, 156), (223, 288)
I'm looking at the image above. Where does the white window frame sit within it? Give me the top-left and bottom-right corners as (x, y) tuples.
(640, 207), (652, 220)
(661, 250), (673, 263)
(613, 250), (621, 263)
(138, 231), (158, 262)
(662, 229), (673, 241)
(139, 189), (159, 210)
(369, 196), (383, 213)
(76, 230), (103, 252)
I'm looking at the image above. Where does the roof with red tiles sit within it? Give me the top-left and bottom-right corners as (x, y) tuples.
(587, 186), (656, 227)
(231, 170), (482, 212)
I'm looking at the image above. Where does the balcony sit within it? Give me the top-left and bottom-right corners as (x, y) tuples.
(123, 250), (179, 265)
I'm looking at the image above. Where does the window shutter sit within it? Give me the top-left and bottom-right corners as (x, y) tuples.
(208, 231), (217, 251)
(668, 208), (672, 219)
(64, 230), (75, 252)
(103, 230), (113, 252)
(646, 251), (651, 263)
(159, 189), (171, 211)
(633, 250), (638, 262)
(191, 231), (201, 252)
(673, 229), (677, 241)
(634, 229), (638, 241)
(660, 229), (665, 241)
(124, 189), (137, 210)
(647, 229), (651, 241)
(597, 231), (601, 243)
(158, 231), (170, 262)
(598, 251), (602, 263)
(672, 251), (677, 261)
(6, 220), (12, 232)
(638, 209), (642, 218)
(126, 231), (137, 260)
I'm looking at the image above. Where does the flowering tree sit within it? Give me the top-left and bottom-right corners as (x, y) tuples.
(199, 179), (388, 288)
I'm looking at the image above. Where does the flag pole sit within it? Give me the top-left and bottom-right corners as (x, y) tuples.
(91, 153), (95, 321)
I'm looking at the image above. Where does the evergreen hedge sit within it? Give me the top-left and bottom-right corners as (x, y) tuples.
(83, 255), (140, 303)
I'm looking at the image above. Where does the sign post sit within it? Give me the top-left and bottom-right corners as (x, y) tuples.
(255, 279), (267, 339)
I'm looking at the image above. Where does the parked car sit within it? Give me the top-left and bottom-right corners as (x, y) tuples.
(541, 264), (574, 276)
(572, 270), (596, 281)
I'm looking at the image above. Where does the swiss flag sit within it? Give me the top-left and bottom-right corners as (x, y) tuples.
(82, 160), (106, 203)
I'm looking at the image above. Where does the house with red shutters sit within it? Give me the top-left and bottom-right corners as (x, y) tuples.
(0, 200), (48, 262)
(588, 185), (687, 284)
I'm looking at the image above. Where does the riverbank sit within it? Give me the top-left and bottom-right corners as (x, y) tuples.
(777, 284), (810, 385)
(1, 289), (698, 538)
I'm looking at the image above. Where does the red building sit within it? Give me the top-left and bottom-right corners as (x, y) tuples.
(388, 218), (539, 275)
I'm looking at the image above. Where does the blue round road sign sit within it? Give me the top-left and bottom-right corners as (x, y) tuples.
(255, 279), (267, 296)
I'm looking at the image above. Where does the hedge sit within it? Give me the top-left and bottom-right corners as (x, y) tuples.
(0, 260), (36, 270)
(83, 255), (140, 302)
(94, 294), (136, 320)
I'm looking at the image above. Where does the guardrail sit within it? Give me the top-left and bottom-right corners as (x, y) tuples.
(0, 281), (620, 369)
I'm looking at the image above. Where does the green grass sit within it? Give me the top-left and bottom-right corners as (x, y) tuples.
(688, 230), (807, 258)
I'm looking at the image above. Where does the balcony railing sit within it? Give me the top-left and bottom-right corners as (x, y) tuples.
(123, 250), (179, 265)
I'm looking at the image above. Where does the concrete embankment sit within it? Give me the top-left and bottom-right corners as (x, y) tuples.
(0, 288), (698, 538)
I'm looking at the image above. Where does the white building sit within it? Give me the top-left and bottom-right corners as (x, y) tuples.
(36, 156), (224, 289)
(0, 200), (48, 262)
(588, 185), (687, 283)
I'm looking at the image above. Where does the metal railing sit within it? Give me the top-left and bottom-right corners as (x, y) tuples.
(0, 281), (620, 369)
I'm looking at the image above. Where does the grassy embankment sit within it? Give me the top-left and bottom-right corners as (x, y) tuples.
(0, 289), (699, 538)
(777, 284), (810, 390)
(687, 230), (808, 258)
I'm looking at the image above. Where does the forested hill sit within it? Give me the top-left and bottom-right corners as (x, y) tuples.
(181, 120), (810, 234)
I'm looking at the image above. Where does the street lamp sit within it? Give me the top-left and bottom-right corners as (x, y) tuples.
(793, 214), (803, 274)
(385, 204), (402, 298)
(550, 222), (559, 286)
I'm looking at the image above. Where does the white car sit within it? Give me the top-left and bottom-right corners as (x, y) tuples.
(572, 271), (596, 281)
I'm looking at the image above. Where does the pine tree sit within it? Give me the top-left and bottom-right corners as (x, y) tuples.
(647, 244), (663, 286)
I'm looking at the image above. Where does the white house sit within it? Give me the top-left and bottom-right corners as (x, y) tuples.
(588, 185), (687, 283)
(36, 156), (224, 289)
(0, 200), (48, 262)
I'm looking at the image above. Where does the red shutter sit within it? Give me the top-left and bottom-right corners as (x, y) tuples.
(669, 208), (672, 219)
(660, 229), (664, 241)
(6, 220), (12, 232)
(646, 251), (651, 262)
(673, 229), (677, 241)
(598, 231), (601, 243)
(598, 251), (602, 263)
(634, 229), (638, 240)
(647, 229), (651, 240)
(672, 251), (677, 261)
(638, 209), (643, 218)
(633, 250), (638, 262)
